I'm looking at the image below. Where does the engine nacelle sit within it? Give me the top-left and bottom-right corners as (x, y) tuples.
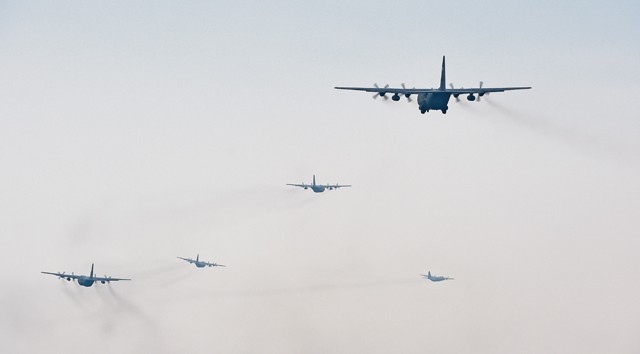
(101, 281), (106, 284)
(391, 94), (400, 101)
(467, 94), (476, 101)
(66, 278), (71, 281)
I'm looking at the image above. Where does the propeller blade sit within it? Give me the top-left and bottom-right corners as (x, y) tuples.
(449, 83), (460, 102)
(372, 83), (380, 99)
(478, 81), (483, 101)
(401, 83), (413, 102)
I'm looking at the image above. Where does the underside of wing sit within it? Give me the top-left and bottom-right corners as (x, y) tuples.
(92, 276), (131, 282)
(41, 271), (81, 280)
(335, 86), (437, 94)
(446, 86), (531, 94)
(335, 86), (531, 95)
(286, 184), (309, 188)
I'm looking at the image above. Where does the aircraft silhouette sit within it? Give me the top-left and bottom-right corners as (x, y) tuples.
(287, 175), (351, 193)
(42, 264), (131, 287)
(178, 254), (225, 268)
(335, 56), (531, 114)
(421, 271), (454, 282)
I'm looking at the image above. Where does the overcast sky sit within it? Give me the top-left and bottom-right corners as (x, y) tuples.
(1, 1), (640, 353)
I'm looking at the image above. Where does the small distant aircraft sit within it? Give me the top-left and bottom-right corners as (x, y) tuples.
(287, 175), (351, 193)
(335, 56), (531, 114)
(42, 264), (131, 287)
(421, 271), (454, 282)
(177, 254), (225, 268)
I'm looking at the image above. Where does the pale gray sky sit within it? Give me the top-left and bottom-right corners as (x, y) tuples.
(1, 1), (639, 353)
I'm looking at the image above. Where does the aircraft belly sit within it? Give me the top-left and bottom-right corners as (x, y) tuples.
(426, 93), (451, 109)
(78, 279), (94, 287)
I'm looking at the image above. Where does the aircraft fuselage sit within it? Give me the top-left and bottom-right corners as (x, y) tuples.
(417, 92), (451, 114)
(76, 277), (95, 287)
(310, 185), (325, 193)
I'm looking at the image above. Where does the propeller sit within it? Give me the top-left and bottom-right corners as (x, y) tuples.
(478, 81), (487, 101)
(449, 83), (460, 102)
(400, 83), (413, 102)
(372, 83), (389, 100)
(57, 271), (65, 279)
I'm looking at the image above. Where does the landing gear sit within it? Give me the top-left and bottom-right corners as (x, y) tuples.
(420, 109), (426, 114)
(441, 109), (447, 114)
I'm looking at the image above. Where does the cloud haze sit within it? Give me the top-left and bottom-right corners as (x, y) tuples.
(1, 1), (639, 353)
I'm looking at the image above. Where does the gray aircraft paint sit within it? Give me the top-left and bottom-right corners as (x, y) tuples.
(335, 56), (531, 114)
(421, 271), (453, 282)
(286, 175), (351, 193)
(41, 264), (131, 287)
(178, 254), (225, 268)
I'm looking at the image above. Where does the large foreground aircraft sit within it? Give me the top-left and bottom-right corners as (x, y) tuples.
(335, 56), (531, 114)
(42, 264), (131, 287)
(287, 175), (351, 193)
(421, 271), (454, 282)
(178, 254), (225, 268)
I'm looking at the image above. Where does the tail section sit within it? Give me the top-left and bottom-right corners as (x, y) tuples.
(439, 56), (446, 90)
(313, 175), (316, 186)
(196, 254), (199, 262)
(90, 264), (94, 278)
(427, 271), (431, 278)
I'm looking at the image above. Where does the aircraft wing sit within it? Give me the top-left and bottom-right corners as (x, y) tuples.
(445, 87), (531, 94)
(177, 257), (196, 264)
(91, 276), (131, 282)
(286, 183), (310, 188)
(204, 262), (225, 267)
(335, 86), (439, 94)
(41, 271), (81, 280)
(334, 86), (531, 95)
(323, 184), (351, 189)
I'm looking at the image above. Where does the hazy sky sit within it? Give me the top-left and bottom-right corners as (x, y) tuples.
(1, 1), (640, 353)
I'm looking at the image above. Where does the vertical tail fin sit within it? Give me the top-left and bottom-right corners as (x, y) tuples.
(197, 254), (199, 261)
(313, 175), (316, 186)
(90, 263), (94, 278)
(428, 271), (431, 277)
(439, 56), (446, 90)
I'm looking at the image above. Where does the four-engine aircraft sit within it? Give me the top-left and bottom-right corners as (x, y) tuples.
(287, 175), (351, 193)
(421, 271), (454, 282)
(41, 264), (131, 287)
(335, 56), (531, 114)
(178, 254), (225, 268)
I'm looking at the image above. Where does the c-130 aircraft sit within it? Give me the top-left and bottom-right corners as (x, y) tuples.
(335, 56), (531, 114)
(287, 175), (351, 193)
(421, 271), (454, 282)
(178, 254), (225, 268)
(41, 264), (131, 287)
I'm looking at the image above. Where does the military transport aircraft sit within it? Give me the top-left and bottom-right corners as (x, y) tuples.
(335, 56), (531, 114)
(42, 264), (131, 287)
(287, 175), (351, 193)
(421, 271), (454, 282)
(178, 254), (225, 268)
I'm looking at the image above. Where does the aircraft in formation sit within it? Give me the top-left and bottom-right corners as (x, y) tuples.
(287, 175), (351, 193)
(335, 56), (531, 114)
(421, 271), (454, 282)
(177, 254), (225, 268)
(41, 264), (131, 287)
(44, 58), (504, 290)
